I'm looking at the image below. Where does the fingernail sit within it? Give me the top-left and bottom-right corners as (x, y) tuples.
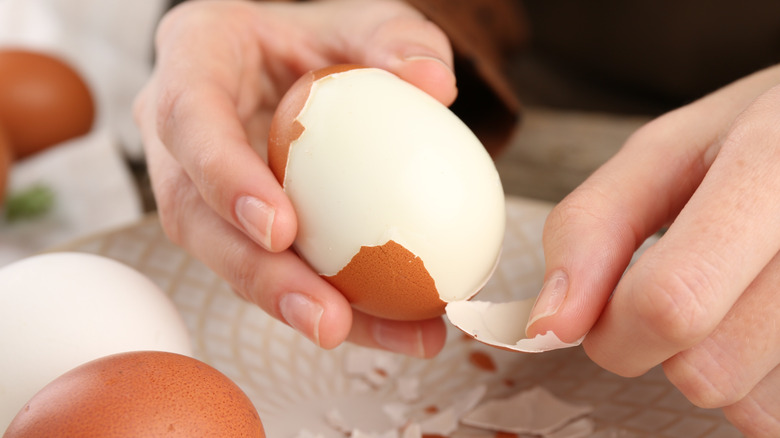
(526, 270), (569, 332)
(279, 293), (323, 347)
(373, 320), (425, 358)
(235, 196), (274, 250)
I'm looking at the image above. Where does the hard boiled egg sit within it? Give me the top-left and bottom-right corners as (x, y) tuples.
(0, 252), (192, 431)
(4, 351), (264, 437)
(268, 65), (506, 321)
(269, 66), (582, 354)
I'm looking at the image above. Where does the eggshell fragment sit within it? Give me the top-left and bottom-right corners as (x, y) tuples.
(461, 386), (592, 436)
(268, 65), (505, 321)
(4, 351), (265, 437)
(419, 384), (488, 436)
(445, 299), (584, 352)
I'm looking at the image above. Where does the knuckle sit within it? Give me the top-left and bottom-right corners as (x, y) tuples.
(153, 84), (184, 145)
(216, 241), (258, 299)
(220, 244), (288, 311)
(154, 91), (221, 195)
(151, 172), (194, 247)
(543, 181), (635, 247)
(665, 346), (743, 408)
(630, 262), (721, 348)
(544, 189), (602, 235)
(723, 396), (780, 438)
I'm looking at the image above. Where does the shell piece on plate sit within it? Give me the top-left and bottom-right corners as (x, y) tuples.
(461, 386), (593, 436)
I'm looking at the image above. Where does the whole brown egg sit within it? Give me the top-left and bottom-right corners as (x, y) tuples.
(0, 49), (95, 159)
(3, 351), (265, 437)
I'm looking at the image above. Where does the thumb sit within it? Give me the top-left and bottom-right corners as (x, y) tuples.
(525, 174), (649, 343)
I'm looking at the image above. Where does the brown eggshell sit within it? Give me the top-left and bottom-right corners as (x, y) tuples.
(4, 351), (264, 438)
(268, 64), (367, 184)
(325, 240), (445, 321)
(0, 49), (95, 159)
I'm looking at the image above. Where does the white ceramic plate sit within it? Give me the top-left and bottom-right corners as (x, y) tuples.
(57, 196), (739, 438)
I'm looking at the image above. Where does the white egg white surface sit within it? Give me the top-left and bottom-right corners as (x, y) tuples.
(284, 68), (506, 303)
(0, 252), (192, 431)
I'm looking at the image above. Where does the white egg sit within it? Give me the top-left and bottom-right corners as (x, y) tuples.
(0, 252), (192, 431)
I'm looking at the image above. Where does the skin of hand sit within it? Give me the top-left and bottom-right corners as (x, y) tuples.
(526, 64), (780, 437)
(133, 0), (457, 358)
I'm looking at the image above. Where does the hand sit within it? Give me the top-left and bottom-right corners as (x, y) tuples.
(526, 64), (780, 436)
(133, 0), (457, 358)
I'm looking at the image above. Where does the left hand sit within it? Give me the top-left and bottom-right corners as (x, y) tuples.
(526, 64), (780, 437)
(133, 0), (456, 357)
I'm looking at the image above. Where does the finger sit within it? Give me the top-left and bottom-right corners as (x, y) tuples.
(723, 364), (780, 438)
(526, 66), (780, 344)
(662, 252), (780, 408)
(348, 313), (447, 359)
(150, 3), (297, 253)
(137, 117), (348, 349)
(143, 117), (448, 356)
(586, 84), (780, 376)
(306, 0), (457, 105)
(176, 184), (447, 358)
(524, 106), (720, 343)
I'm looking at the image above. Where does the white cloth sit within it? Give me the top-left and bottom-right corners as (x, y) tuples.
(0, 0), (168, 266)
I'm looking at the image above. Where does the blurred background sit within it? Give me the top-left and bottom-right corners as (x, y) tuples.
(0, 0), (166, 265)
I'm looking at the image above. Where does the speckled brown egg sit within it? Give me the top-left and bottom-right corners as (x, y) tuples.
(268, 65), (505, 321)
(0, 49), (95, 159)
(3, 351), (264, 437)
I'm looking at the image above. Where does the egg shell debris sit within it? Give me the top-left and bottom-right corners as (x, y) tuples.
(300, 346), (594, 438)
(269, 65), (583, 352)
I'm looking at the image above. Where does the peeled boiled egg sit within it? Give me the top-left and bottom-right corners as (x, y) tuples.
(0, 252), (192, 431)
(268, 65), (506, 321)
(0, 49), (95, 159)
(269, 66), (582, 354)
(4, 351), (265, 437)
